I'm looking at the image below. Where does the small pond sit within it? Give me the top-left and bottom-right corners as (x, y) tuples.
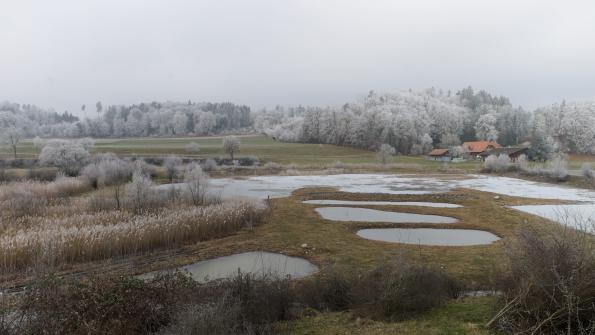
(356, 228), (500, 246)
(315, 207), (458, 224)
(304, 200), (462, 208)
(141, 251), (318, 282)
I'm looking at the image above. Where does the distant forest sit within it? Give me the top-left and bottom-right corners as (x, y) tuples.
(1, 87), (594, 154)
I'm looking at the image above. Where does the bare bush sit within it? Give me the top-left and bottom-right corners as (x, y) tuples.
(493, 224), (595, 334)
(183, 163), (209, 205)
(298, 260), (459, 320)
(11, 272), (194, 335)
(223, 136), (241, 161)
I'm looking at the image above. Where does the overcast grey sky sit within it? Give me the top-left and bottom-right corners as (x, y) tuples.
(1, 0), (594, 115)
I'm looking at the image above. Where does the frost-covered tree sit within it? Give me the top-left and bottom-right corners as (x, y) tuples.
(183, 163), (209, 205)
(163, 155), (182, 182)
(126, 167), (154, 212)
(1, 126), (22, 158)
(100, 155), (133, 209)
(223, 136), (240, 160)
(376, 143), (396, 164)
(173, 112), (189, 135)
(474, 114), (499, 141)
(38, 140), (91, 175)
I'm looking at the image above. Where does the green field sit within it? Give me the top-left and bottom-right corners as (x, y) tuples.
(3, 135), (593, 173)
(1, 135), (481, 169)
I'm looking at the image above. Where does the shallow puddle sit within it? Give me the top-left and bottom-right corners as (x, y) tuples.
(357, 228), (500, 246)
(303, 200), (462, 208)
(142, 251), (318, 282)
(315, 207), (457, 224)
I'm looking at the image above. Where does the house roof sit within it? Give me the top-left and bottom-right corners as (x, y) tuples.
(462, 141), (502, 153)
(428, 148), (449, 156)
(479, 147), (528, 157)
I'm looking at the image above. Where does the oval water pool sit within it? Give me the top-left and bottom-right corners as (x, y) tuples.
(357, 228), (500, 246)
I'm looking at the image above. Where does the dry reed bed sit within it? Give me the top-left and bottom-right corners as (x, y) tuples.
(0, 201), (266, 272)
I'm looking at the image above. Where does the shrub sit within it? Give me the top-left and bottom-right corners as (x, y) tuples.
(546, 155), (568, 181)
(377, 144), (396, 164)
(163, 155), (182, 182)
(493, 225), (595, 334)
(126, 168), (155, 212)
(38, 140), (91, 176)
(81, 163), (105, 188)
(185, 142), (200, 153)
(223, 136), (241, 161)
(484, 154), (511, 172)
(12, 272), (194, 335)
(183, 163), (209, 205)
(297, 261), (459, 320)
(581, 162), (593, 179)
(202, 158), (218, 172)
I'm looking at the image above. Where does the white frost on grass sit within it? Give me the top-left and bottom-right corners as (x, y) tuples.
(303, 200), (462, 208)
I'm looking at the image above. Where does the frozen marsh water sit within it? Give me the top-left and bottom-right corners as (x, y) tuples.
(141, 251), (318, 282)
(303, 199), (462, 208)
(160, 174), (595, 231)
(315, 207), (458, 224)
(357, 228), (501, 246)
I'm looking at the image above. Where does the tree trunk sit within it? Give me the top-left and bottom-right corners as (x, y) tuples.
(12, 145), (17, 159)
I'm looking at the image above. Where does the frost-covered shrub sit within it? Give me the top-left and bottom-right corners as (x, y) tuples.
(516, 154), (529, 172)
(581, 163), (594, 179)
(183, 163), (209, 205)
(546, 156), (568, 181)
(484, 154), (511, 172)
(32, 136), (45, 149)
(185, 142), (200, 153)
(38, 140), (91, 176)
(163, 155), (182, 182)
(377, 144), (396, 164)
(126, 168), (155, 212)
(81, 163), (104, 188)
(76, 137), (95, 151)
(202, 158), (218, 172)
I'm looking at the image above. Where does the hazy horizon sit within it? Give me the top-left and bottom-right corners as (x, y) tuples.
(2, 0), (595, 116)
